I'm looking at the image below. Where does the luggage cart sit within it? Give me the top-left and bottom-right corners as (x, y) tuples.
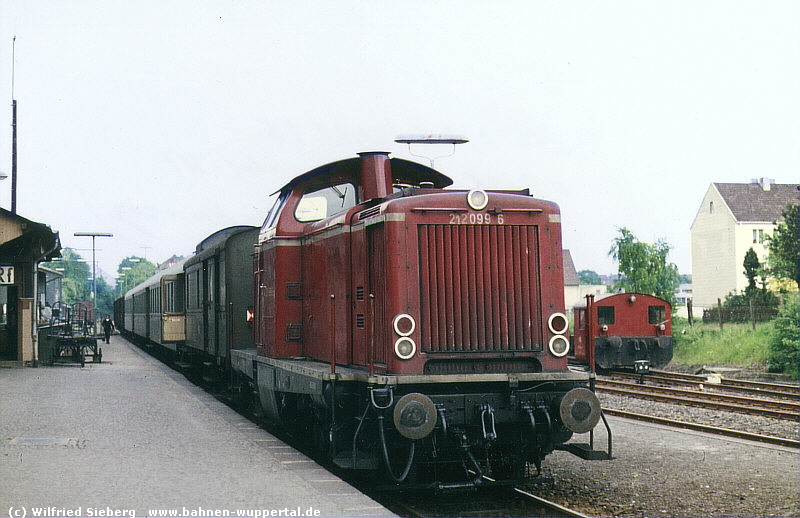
(47, 302), (102, 366)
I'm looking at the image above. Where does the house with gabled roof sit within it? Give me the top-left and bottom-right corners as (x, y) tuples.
(690, 178), (799, 308)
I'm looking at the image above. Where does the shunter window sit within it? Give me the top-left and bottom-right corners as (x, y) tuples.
(648, 305), (666, 325)
(295, 182), (357, 222)
(597, 306), (615, 326)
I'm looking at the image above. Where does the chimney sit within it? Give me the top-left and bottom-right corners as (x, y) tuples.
(358, 152), (393, 201)
(751, 177), (775, 191)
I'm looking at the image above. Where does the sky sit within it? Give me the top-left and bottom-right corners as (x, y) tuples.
(0, 1), (798, 284)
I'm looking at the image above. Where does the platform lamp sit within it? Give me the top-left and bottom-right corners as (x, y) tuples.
(73, 232), (113, 310)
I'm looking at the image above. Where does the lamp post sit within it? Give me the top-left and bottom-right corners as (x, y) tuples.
(73, 232), (113, 309)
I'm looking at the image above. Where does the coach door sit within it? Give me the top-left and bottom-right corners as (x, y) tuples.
(202, 257), (218, 356)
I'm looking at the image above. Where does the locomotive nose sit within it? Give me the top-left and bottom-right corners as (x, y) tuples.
(559, 388), (602, 433)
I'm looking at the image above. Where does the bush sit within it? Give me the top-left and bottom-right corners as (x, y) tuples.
(768, 293), (799, 379)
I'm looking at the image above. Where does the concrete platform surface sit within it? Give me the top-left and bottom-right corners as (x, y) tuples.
(0, 336), (394, 517)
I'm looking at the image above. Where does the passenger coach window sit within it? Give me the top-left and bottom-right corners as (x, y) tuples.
(295, 183), (356, 222)
(648, 305), (666, 325)
(597, 306), (615, 326)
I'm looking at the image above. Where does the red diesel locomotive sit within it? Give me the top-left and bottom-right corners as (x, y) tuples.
(572, 292), (673, 371)
(230, 152), (609, 487)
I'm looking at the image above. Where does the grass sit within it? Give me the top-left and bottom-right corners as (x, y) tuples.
(671, 316), (775, 367)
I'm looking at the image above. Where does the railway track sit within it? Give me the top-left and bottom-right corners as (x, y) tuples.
(598, 370), (799, 448)
(373, 483), (592, 517)
(603, 408), (800, 448)
(612, 369), (800, 399)
(595, 378), (799, 420)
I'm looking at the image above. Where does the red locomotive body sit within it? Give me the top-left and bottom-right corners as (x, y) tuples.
(572, 292), (673, 370)
(234, 152), (609, 487)
(255, 153), (570, 375)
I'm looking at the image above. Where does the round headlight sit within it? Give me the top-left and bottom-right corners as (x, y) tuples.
(548, 335), (570, 357)
(548, 312), (569, 335)
(394, 337), (417, 360)
(467, 190), (489, 211)
(392, 313), (416, 337)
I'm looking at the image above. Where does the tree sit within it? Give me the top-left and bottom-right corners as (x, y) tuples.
(116, 256), (157, 294)
(44, 248), (91, 305)
(742, 247), (760, 296)
(768, 293), (799, 379)
(578, 269), (602, 285)
(766, 203), (799, 291)
(608, 227), (680, 306)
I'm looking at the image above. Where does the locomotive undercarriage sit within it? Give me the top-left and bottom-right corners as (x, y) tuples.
(595, 335), (674, 370)
(239, 354), (606, 487)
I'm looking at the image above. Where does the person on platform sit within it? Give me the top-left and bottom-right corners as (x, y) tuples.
(101, 315), (114, 344)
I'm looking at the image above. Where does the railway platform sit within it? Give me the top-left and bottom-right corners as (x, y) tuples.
(0, 335), (394, 517)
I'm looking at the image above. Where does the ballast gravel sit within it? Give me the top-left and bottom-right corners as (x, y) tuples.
(528, 370), (799, 517)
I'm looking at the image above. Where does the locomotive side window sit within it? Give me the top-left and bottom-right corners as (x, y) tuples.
(648, 305), (666, 324)
(597, 306), (615, 325)
(263, 191), (289, 229)
(295, 182), (357, 222)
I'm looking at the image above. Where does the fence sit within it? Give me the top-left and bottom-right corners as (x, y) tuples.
(702, 305), (778, 324)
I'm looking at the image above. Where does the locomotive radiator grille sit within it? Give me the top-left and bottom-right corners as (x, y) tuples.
(418, 224), (543, 352)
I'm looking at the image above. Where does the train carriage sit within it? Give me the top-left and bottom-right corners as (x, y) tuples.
(123, 259), (187, 349)
(183, 225), (259, 378)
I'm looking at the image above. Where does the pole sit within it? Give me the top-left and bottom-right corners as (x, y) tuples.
(11, 37), (17, 214)
(73, 232), (113, 318)
(11, 100), (16, 214)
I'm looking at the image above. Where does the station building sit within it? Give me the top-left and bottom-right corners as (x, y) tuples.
(0, 208), (61, 366)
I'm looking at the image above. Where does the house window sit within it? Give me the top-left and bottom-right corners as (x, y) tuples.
(758, 229), (765, 243)
(709, 201), (714, 214)
(753, 229), (757, 243)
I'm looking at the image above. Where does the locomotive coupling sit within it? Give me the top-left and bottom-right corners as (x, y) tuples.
(559, 388), (602, 434)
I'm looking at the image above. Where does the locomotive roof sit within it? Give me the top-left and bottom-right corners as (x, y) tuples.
(573, 292), (670, 308)
(277, 156), (454, 193)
